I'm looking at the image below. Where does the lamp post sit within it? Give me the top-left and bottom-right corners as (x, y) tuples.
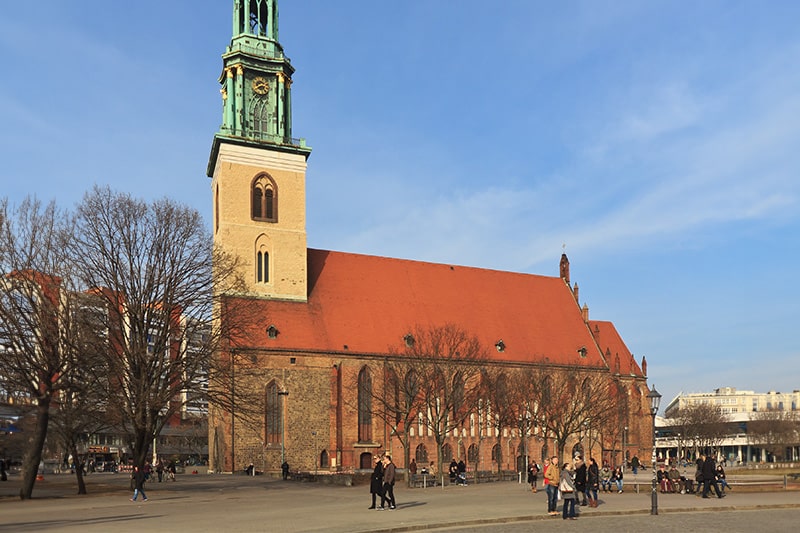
(278, 390), (289, 466)
(647, 385), (662, 516)
(622, 426), (627, 472)
(582, 421), (588, 458)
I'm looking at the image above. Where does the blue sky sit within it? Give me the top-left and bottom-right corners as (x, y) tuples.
(2, 1), (799, 410)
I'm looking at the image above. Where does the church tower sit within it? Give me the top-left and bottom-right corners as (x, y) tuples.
(207, 0), (311, 301)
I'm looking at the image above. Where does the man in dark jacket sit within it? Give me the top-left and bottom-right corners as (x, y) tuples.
(574, 456), (588, 506)
(130, 465), (148, 502)
(379, 455), (396, 510)
(701, 454), (724, 498)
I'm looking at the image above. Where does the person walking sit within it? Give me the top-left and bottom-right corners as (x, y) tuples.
(281, 461), (290, 480)
(631, 455), (640, 475)
(130, 465), (148, 502)
(378, 455), (396, 510)
(156, 460), (164, 482)
(701, 454), (724, 499)
(574, 456), (587, 506)
(559, 462), (578, 520)
(586, 457), (600, 507)
(368, 455), (384, 509)
(543, 456), (560, 516)
(528, 461), (539, 493)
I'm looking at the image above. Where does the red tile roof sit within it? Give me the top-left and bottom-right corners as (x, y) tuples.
(235, 249), (620, 369)
(588, 320), (643, 377)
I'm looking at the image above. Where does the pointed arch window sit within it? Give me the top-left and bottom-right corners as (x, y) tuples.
(251, 174), (277, 222)
(265, 381), (281, 445)
(251, 96), (272, 139)
(256, 250), (269, 283)
(358, 366), (373, 442)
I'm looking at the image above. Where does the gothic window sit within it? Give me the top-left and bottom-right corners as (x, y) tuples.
(468, 444), (479, 464)
(415, 443), (428, 464)
(492, 443), (502, 464)
(257, 250), (269, 283)
(265, 381), (281, 445)
(452, 373), (465, 420)
(251, 175), (277, 222)
(441, 443), (453, 464)
(251, 96), (271, 138)
(358, 367), (372, 442)
(248, 0), (275, 37)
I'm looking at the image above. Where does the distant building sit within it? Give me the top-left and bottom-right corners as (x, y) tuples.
(664, 387), (800, 417)
(657, 387), (800, 464)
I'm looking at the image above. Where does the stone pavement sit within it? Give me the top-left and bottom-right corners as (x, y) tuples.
(1, 471), (799, 532)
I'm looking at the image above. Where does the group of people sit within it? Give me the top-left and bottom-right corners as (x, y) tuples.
(541, 455), (599, 519)
(368, 453), (397, 511)
(448, 459), (468, 485)
(654, 455), (729, 498)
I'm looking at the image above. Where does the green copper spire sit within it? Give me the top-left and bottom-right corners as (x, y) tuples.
(208, 0), (309, 175)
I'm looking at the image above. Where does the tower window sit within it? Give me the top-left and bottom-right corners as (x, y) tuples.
(251, 174), (277, 222)
(257, 250), (269, 283)
(251, 96), (272, 138)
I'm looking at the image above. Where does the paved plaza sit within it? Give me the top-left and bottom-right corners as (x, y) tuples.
(1, 472), (799, 532)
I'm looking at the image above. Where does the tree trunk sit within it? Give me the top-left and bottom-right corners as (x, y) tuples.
(71, 443), (87, 495)
(19, 398), (51, 500)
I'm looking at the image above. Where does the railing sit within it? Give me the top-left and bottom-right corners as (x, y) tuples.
(227, 40), (287, 61)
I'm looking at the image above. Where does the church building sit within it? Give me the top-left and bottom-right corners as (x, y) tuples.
(207, 1), (652, 476)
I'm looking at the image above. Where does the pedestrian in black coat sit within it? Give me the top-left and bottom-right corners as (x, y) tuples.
(574, 457), (588, 506)
(701, 454), (723, 498)
(368, 455), (384, 509)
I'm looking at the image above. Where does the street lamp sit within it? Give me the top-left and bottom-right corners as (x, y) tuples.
(647, 384), (662, 516)
(622, 426), (627, 472)
(278, 390), (289, 466)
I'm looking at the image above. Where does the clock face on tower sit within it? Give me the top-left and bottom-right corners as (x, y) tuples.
(252, 77), (270, 95)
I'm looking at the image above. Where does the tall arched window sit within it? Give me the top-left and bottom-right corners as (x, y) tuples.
(415, 443), (429, 464)
(468, 443), (479, 464)
(257, 249), (269, 283)
(265, 381), (281, 445)
(251, 96), (272, 138)
(358, 367), (372, 442)
(215, 184), (220, 233)
(492, 443), (502, 465)
(251, 174), (277, 222)
(441, 443), (453, 464)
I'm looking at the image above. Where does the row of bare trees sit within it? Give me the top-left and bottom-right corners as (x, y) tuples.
(668, 403), (800, 462)
(0, 189), (244, 499)
(360, 324), (634, 485)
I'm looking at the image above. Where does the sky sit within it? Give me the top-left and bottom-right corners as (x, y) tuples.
(2, 1), (799, 411)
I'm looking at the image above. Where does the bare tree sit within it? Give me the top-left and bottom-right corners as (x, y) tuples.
(70, 186), (244, 469)
(402, 324), (487, 482)
(748, 408), (800, 461)
(0, 197), (78, 499)
(672, 403), (728, 456)
(534, 367), (616, 463)
(47, 292), (113, 494)
(376, 359), (423, 486)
